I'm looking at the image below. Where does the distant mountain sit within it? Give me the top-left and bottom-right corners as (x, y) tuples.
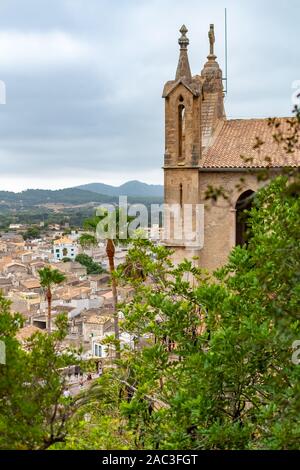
(76, 180), (164, 198)
(0, 188), (118, 208)
(0, 185), (163, 211)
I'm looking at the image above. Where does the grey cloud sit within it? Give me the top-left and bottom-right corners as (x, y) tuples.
(0, 0), (299, 190)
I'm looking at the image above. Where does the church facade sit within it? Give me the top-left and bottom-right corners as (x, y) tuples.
(162, 25), (300, 271)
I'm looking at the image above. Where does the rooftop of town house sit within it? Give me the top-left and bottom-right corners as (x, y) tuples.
(16, 325), (46, 342)
(53, 236), (75, 245)
(20, 278), (41, 289)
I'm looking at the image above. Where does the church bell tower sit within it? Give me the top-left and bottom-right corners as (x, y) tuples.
(162, 24), (225, 263)
(162, 25), (203, 262)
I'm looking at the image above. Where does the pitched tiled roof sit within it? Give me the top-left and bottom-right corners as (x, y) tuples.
(53, 236), (73, 245)
(16, 325), (45, 342)
(85, 315), (112, 325)
(21, 278), (41, 289)
(201, 118), (300, 169)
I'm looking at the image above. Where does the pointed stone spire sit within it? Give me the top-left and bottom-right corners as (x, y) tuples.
(175, 25), (192, 82)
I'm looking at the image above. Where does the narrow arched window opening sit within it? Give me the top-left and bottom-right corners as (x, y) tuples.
(178, 104), (185, 161)
(235, 190), (255, 246)
(179, 183), (183, 207)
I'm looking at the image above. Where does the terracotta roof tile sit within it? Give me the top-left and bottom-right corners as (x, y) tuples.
(201, 118), (300, 168)
(85, 315), (111, 325)
(16, 325), (45, 342)
(21, 278), (41, 289)
(53, 236), (74, 245)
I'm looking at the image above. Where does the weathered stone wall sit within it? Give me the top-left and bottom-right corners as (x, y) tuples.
(164, 168), (201, 248)
(197, 171), (264, 272)
(164, 83), (201, 168)
(165, 170), (264, 272)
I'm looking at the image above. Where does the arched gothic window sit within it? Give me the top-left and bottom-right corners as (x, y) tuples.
(235, 190), (255, 246)
(178, 102), (186, 161)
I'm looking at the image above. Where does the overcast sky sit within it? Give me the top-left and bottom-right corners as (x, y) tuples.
(0, 0), (299, 191)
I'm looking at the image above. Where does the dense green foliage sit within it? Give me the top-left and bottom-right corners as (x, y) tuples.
(0, 207), (95, 231)
(53, 374), (135, 450)
(0, 297), (76, 449)
(21, 226), (41, 240)
(0, 187), (163, 207)
(1, 111), (299, 450)
(0, 188), (162, 231)
(75, 254), (105, 274)
(54, 171), (300, 450)
(111, 176), (300, 450)
(54, 103), (300, 448)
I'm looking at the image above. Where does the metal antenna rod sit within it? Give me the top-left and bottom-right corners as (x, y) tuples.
(223, 7), (228, 95)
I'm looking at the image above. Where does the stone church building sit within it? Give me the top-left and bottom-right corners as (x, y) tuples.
(163, 24), (300, 271)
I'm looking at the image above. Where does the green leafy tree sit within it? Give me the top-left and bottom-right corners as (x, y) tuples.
(22, 226), (41, 240)
(0, 295), (77, 449)
(109, 177), (300, 449)
(69, 103), (300, 450)
(75, 253), (105, 275)
(53, 373), (135, 450)
(79, 233), (98, 248)
(52, 103), (300, 450)
(38, 266), (66, 333)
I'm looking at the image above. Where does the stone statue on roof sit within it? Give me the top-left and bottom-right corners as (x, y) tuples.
(208, 24), (215, 56)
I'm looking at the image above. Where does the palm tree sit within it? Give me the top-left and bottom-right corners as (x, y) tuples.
(38, 266), (66, 333)
(104, 238), (120, 353)
(79, 209), (133, 359)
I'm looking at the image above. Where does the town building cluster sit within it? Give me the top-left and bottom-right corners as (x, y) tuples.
(0, 225), (132, 360)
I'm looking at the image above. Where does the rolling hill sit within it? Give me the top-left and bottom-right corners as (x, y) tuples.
(77, 180), (164, 198)
(0, 182), (164, 211)
(0, 188), (116, 207)
(0, 183), (164, 229)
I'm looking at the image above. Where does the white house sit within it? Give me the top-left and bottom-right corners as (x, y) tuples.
(52, 236), (78, 261)
(91, 332), (135, 359)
